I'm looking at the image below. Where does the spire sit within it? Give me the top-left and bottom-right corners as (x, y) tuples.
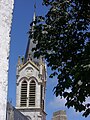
(32, 2), (36, 29)
(33, 2), (36, 22)
(24, 2), (39, 64)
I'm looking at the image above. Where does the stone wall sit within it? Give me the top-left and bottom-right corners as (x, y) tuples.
(6, 102), (29, 120)
(0, 0), (14, 120)
(52, 110), (68, 120)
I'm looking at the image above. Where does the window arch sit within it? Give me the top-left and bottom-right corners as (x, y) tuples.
(20, 80), (27, 107)
(29, 80), (36, 107)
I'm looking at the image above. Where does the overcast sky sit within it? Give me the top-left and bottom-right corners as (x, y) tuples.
(8, 0), (90, 120)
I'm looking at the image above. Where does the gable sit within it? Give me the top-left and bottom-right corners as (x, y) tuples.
(17, 61), (40, 83)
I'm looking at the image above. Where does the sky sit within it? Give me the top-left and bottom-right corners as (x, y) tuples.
(8, 0), (90, 120)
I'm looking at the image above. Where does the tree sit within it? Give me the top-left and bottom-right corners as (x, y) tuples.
(29, 0), (90, 117)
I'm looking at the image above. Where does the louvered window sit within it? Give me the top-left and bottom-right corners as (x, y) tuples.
(20, 80), (27, 107)
(29, 80), (36, 106)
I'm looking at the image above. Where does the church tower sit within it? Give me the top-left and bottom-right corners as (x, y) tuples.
(16, 10), (47, 120)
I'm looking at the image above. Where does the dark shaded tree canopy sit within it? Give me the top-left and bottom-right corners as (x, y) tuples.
(29, 0), (90, 117)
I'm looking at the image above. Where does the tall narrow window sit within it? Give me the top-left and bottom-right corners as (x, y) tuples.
(20, 80), (27, 107)
(29, 80), (36, 106)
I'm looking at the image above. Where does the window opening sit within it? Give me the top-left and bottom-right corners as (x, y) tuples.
(29, 80), (36, 106)
(20, 80), (27, 107)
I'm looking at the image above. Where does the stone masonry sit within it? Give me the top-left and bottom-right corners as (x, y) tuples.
(0, 0), (14, 120)
(6, 102), (29, 120)
(52, 110), (68, 120)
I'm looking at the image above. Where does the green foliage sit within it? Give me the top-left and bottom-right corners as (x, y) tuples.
(29, 0), (90, 117)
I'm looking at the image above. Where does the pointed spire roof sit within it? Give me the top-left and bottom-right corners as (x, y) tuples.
(33, 2), (36, 22)
(24, 3), (39, 64)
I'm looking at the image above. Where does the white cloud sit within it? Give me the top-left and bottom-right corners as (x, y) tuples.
(49, 96), (67, 109)
(47, 96), (90, 120)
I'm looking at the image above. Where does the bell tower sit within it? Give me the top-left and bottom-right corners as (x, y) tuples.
(16, 8), (47, 120)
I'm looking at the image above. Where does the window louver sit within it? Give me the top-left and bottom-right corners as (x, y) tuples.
(20, 81), (27, 107)
(29, 80), (36, 106)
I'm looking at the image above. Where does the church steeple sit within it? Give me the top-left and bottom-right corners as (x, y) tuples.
(24, 4), (37, 64)
(33, 2), (36, 25)
(16, 3), (47, 119)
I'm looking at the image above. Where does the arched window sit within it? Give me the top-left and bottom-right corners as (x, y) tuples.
(20, 80), (27, 107)
(29, 80), (36, 107)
